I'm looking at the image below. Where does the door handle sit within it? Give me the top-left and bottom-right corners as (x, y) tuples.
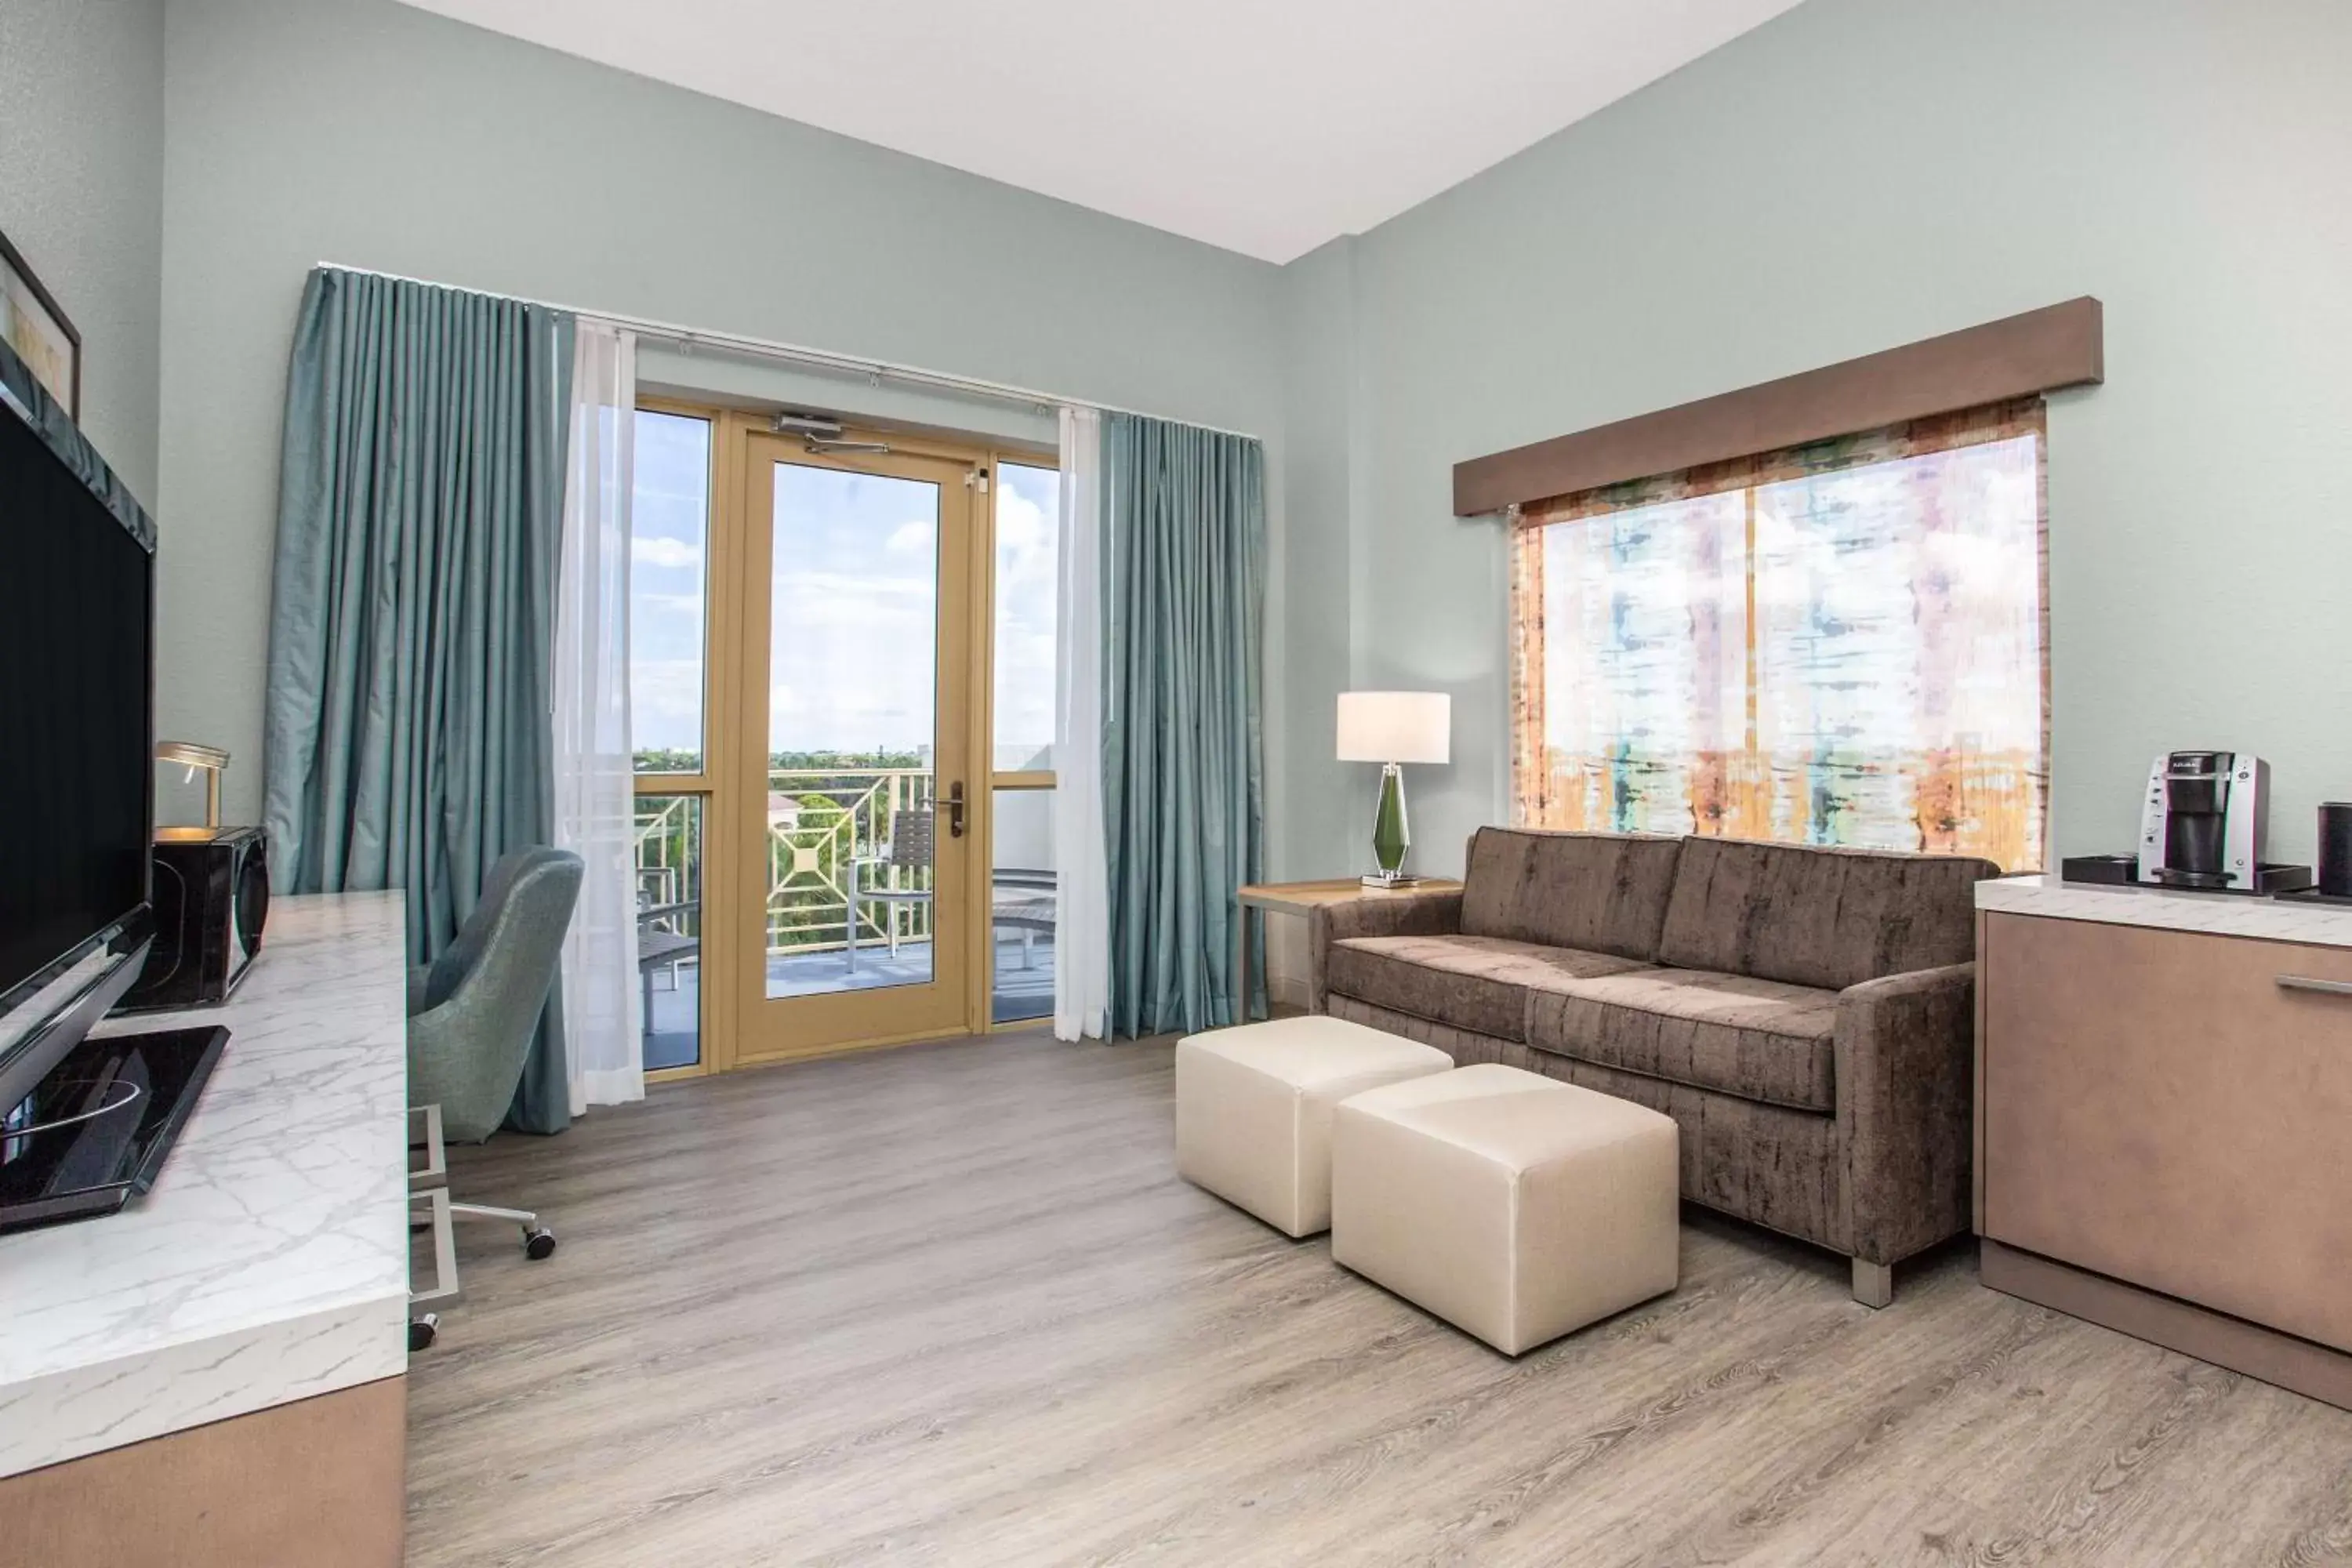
(2276, 975), (2352, 996)
(944, 782), (967, 838)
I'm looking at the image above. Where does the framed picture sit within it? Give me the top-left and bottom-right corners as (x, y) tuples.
(0, 227), (80, 419)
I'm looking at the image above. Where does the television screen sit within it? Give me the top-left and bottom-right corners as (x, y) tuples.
(0, 393), (152, 1014)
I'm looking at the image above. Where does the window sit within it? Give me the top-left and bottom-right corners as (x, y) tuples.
(630, 407), (713, 1069)
(633, 793), (704, 1070)
(993, 462), (1060, 773)
(990, 786), (1054, 1024)
(990, 460), (1060, 1024)
(630, 409), (713, 775)
(1511, 400), (2046, 870)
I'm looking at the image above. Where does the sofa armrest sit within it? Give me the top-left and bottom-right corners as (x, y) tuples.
(1307, 891), (1465, 1014)
(1834, 961), (1975, 1267)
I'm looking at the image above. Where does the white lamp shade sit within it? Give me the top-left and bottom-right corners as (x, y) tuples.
(1336, 691), (1450, 765)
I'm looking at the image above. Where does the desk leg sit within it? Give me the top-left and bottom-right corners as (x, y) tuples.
(1234, 904), (1254, 1027)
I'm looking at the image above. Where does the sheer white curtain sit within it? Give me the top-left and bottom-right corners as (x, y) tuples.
(1053, 406), (1112, 1040)
(553, 319), (644, 1112)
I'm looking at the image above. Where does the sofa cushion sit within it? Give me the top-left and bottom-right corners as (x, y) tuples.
(1459, 827), (1684, 961)
(1323, 934), (1650, 1041)
(1327, 994), (1530, 1070)
(1525, 967), (1839, 1114)
(1657, 837), (1999, 993)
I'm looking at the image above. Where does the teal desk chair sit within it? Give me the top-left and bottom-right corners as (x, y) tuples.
(407, 846), (581, 1345)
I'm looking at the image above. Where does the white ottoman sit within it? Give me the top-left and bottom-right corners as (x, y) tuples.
(1175, 1015), (1453, 1238)
(1331, 1063), (1679, 1354)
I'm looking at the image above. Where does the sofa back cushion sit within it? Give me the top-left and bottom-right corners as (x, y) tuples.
(1657, 837), (1998, 991)
(1460, 828), (1684, 962)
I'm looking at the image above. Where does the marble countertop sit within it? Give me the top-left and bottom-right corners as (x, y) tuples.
(1977, 873), (2352, 949)
(0, 892), (412, 1478)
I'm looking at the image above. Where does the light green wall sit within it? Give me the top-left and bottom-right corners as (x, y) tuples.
(1275, 236), (1369, 880)
(128, 0), (2352, 867)
(157, 0), (1287, 824)
(1310, 0), (2352, 873)
(0, 0), (165, 501)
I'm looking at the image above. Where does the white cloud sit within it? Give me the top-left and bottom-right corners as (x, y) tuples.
(633, 535), (703, 570)
(990, 473), (1060, 759)
(629, 658), (706, 752)
(884, 517), (935, 557)
(997, 487), (1048, 551)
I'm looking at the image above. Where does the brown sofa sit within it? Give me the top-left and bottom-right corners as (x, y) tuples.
(1308, 828), (1998, 1305)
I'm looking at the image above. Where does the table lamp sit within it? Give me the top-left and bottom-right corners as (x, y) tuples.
(156, 741), (230, 830)
(1336, 691), (1450, 887)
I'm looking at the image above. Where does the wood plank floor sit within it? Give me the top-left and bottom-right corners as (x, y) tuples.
(406, 1031), (2352, 1566)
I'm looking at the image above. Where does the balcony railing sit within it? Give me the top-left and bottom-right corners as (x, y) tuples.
(634, 796), (702, 923)
(764, 768), (934, 956)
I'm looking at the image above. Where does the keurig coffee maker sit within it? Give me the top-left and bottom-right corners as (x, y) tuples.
(2063, 751), (2314, 894)
(2137, 750), (2263, 888)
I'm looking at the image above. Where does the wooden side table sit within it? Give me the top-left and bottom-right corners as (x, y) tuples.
(1235, 879), (1465, 1024)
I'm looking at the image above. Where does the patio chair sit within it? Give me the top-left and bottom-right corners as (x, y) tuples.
(637, 894), (699, 1047)
(991, 868), (1057, 970)
(847, 809), (934, 973)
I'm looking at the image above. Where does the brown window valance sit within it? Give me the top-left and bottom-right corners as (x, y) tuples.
(1454, 297), (2101, 517)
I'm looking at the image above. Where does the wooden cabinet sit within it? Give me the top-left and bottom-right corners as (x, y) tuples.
(1979, 909), (2352, 1397)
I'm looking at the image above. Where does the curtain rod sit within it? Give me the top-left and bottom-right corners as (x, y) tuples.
(314, 261), (1264, 442)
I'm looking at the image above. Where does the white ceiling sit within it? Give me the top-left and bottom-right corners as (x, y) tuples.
(397, 0), (1804, 263)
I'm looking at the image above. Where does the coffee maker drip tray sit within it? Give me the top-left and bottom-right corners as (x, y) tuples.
(2151, 866), (2237, 890)
(2060, 855), (2314, 896)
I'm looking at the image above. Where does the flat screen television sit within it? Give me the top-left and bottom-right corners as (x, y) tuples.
(0, 338), (157, 1116)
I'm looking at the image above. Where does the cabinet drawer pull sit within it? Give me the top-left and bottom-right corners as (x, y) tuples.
(2276, 975), (2352, 997)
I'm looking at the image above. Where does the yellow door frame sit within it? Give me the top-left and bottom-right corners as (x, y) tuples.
(633, 401), (1060, 1076)
(731, 424), (982, 1064)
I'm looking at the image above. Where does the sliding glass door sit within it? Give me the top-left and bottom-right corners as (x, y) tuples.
(630, 407), (1058, 1073)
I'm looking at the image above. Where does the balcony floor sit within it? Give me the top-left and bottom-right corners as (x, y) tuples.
(642, 935), (1055, 1072)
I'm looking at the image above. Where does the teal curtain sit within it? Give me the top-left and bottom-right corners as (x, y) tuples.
(263, 267), (577, 1133)
(1102, 414), (1266, 1036)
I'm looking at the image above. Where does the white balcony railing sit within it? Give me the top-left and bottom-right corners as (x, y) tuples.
(763, 768), (933, 956)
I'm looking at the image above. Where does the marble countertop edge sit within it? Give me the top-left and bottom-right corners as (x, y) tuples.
(0, 1269), (413, 1388)
(1976, 873), (2352, 949)
(0, 1294), (408, 1479)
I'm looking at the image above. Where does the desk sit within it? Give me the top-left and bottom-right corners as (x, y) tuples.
(0, 892), (412, 1566)
(1236, 879), (1464, 1023)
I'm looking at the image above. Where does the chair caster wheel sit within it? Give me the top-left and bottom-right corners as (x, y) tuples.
(524, 1226), (557, 1261)
(410, 1315), (438, 1352)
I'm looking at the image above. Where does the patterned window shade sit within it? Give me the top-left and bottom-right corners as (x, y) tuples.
(1510, 398), (2048, 870)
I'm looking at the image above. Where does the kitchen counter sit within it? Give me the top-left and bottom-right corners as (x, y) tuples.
(1976, 872), (2352, 949)
(0, 892), (411, 1478)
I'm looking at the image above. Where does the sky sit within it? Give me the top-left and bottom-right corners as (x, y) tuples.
(992, 461), (1058, 771)
(627, 411), (1061, 766)
(768, 462), (941, 756)
(630, 410), (710, 760)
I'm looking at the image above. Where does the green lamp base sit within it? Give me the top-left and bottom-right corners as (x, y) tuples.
(1370, 762), (1410, 880)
